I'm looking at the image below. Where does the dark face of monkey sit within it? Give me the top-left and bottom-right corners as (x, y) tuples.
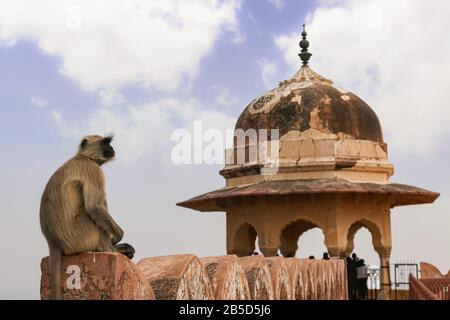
(78, 135), (116, 165)
(101, 136), (115, 159)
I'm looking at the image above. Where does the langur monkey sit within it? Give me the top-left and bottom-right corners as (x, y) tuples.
(40, 135), (135, 300)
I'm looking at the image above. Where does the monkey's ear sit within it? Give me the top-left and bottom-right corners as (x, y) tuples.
(104, 133), (114, 144)
(80, 138), (88, 149)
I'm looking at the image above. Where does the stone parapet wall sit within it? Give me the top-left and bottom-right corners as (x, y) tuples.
(41, 252), (348, 300)
(137, 254), (214, 300)
(200, 255), (251, 300)
(40, 252), (154, 300)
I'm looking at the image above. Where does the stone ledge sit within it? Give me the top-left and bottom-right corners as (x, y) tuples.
(266, 257), (293, 300)
(40, 253), (349, 300)
(285, 258), (304, 300)
(238, 256), (274, 300)
(137, 254), (214, 300)
(40, 252), (154, 300)
(200, 255), (250, 300)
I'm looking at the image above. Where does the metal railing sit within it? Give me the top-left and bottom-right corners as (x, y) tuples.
(367, 266), (380, 290)
(348, 260), (449, 300)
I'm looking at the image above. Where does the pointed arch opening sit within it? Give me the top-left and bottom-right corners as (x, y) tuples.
(232, 223), (258, 257)
(280, 219), (327, 259)
(346, 219), (383, 292)
(346, 219), (383, 260)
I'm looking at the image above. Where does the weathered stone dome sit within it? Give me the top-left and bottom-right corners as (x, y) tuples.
(235, 65), (383, 142)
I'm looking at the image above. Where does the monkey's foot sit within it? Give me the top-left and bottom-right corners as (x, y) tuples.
(115, 243), (135, 259)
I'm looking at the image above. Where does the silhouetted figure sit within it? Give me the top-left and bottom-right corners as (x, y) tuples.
(346, 256), (357, 300)
(356, 259), (369, 300)
(322, 252), (330, 260)
(252, 252), (259, 256)
(308, 255), (315, 260)
(351, 253), (359, 262)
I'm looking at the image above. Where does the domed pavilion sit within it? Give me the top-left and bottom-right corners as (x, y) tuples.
(177, 25), (439, 295)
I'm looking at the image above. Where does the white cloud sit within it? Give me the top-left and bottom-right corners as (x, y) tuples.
(52, 110), (83, 138)
(98, 89), (125, 107)
(315, 0), (346, 7)
(52, 110), (62, 124)
(93, 99), (235, 163)
(6, 1), (240, 165)
(53, 99), (235, 164)
(231, 31), (246, 44)
(268, 0), (285, 10)
(29, 97), (47, 108)
(257, 59), (279, 89)
(247, 11), (257, 24)
(88, 101), (173, 163)
(0, 0), (241, 92)
(275, 0), (450, 155)
(213, 86), (238, 107)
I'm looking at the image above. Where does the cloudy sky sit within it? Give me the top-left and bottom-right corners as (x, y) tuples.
(0, 0), (449, 298)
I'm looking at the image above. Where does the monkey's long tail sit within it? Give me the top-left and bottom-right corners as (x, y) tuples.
(49, 246), (62, 300)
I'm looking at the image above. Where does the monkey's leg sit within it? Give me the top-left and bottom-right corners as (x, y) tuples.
(96, 233), (135, 259)
(114, 243), (135, 260)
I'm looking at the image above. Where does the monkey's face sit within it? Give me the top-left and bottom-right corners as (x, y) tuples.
(78, 135), (115, 165)
(101, 136), (115, 159)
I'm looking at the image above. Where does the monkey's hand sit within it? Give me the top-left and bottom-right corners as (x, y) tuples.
(111, 224), (124, 245)
(115, 243), (135, 259)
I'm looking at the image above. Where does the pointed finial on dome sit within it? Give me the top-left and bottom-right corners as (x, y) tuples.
(299, 24), (312, 65)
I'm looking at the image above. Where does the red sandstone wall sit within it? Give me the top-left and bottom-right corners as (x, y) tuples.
(420, 261), (444, 279)
(40, 252), (154, 300)
(41, 253), (348, 300)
